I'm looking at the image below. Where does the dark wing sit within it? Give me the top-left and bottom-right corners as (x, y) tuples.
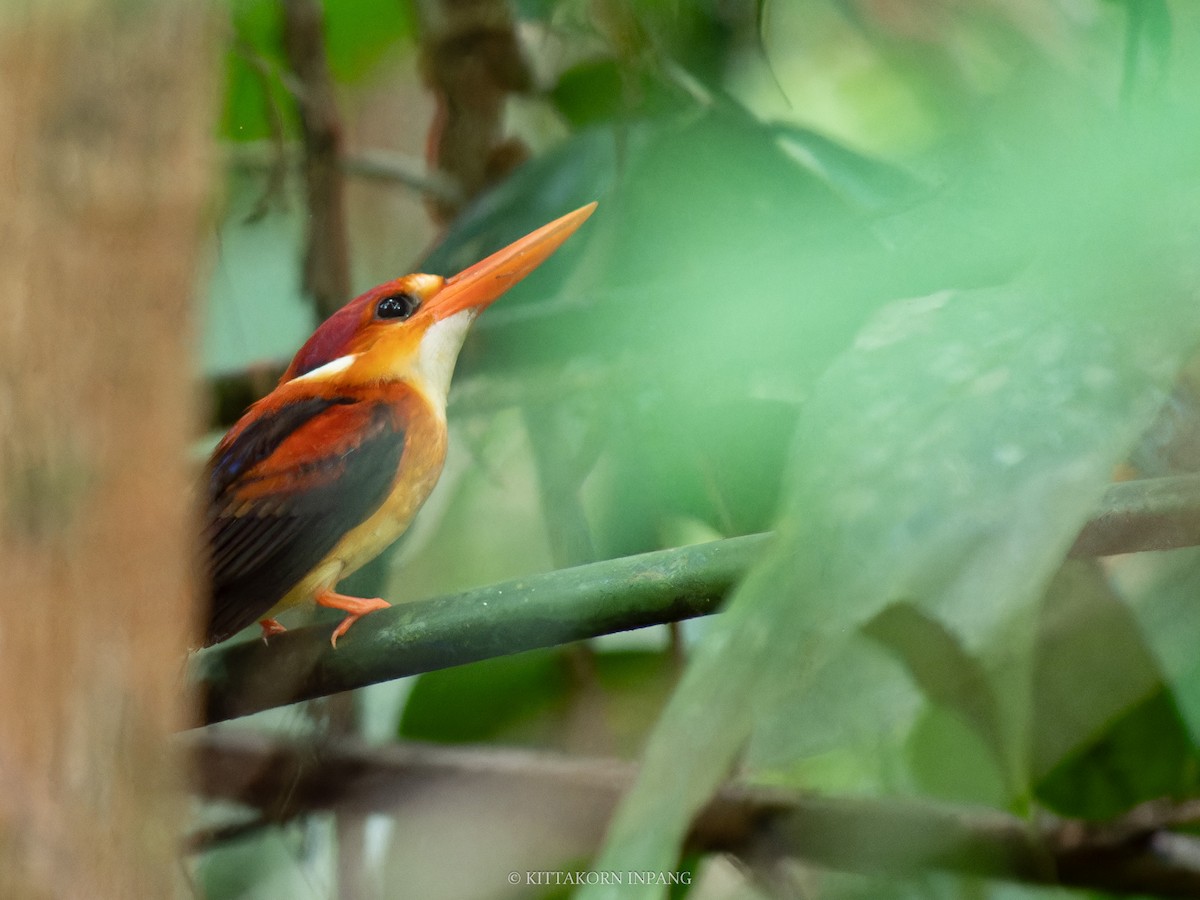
(204, 395), (406, 645)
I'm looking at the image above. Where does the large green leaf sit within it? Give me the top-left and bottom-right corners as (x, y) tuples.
(581, 110), (1200, 896)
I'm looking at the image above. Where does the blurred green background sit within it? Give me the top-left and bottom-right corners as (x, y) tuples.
(195, 1), (1200, 898)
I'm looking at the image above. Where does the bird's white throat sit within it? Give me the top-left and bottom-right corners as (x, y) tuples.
(416, 308), (477, 409)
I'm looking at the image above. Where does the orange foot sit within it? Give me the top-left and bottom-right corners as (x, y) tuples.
(259, 618), (287, 643)
(315, 589), (391, 648)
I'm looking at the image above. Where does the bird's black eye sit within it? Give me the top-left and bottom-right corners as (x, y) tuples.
(375, 292), (420, 321)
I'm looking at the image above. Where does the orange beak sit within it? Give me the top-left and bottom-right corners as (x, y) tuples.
(423, 202), (597, 322)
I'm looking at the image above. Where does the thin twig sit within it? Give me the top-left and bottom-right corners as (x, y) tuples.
(231, 41), (291, 222)
(226, 142), (462, 205)
(342, 149), (462, 203)
(1068, 475), (1200, 557)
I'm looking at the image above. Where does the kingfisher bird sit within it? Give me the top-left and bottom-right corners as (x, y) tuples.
(204, 203), (596, 647)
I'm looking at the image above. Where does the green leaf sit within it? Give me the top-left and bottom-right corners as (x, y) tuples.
(324, 0), (414, 82)
(907, 706), (1009, 808)
(400, 648), (678, 755)
(1030, 561), (1165, 781)
(550, 59), (627, 128)
(399, 649), (571, 745)
(218, 0), (413, 143)
(863, 603), (1005, 768)
(220, 0), (295, 143)
(1110, 0), (1172, 103)
(424, 112), (890, 555)
(1036, 687), (1200, 819)
(582, 114), (1200, 897)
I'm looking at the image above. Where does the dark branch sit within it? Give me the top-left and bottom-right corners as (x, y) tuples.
(282, 0), (351, 319)
(185, 729), (1200, 896)
(754, 793), (1200, 897)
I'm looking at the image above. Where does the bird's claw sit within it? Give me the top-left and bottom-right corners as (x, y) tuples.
(259, 618), (287, 644)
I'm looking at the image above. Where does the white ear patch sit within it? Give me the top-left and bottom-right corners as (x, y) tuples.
(289, 353), (357, 383)
(416, 309), (476, 406)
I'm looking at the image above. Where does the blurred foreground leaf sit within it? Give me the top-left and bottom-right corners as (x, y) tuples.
(583, 109), (1200, 895)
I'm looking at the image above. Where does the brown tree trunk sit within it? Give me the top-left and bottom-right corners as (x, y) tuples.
(416, 0), (533, 223)
(0, 3), (217, 896)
